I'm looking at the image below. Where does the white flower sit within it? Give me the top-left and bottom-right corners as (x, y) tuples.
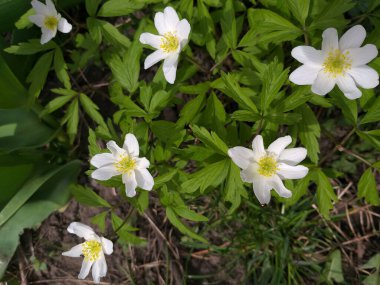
(289, 25), (379, 100)
(228, 135), (309, 205)
(139, 6), (191, 84)
(29, 0), (72, 44)
(62, 222), (113, 284)
(90, 133), (154, 198)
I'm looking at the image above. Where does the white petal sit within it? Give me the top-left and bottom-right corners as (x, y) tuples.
(106, 141), (125, 156)
(291, 46), (324, 66)
(46, 0), (58, 14)
(289, 65), (321, 85)
(91, 165), (118, 180)
(98, 255), (108, 277)
(176, 19), (191, 43)
(154, 12), (168, 35)
(251, 135), (266, 162)
(267, 136), (292, 157)
(311, 71), (336, 95)
(276, 163), (309, 179)
(67, 222), (97, 240)
(144, 50), (167, 69)
(101, 237), (113, 255)
(240, 163), (257, 183)
(164, 7), (180, 31)
(348, 66), (379, 89)
(135, 169), (154, 191)
(62, 243), (83, 257)
(267, 175), (292, 198)
(29, 15), (44, 27)
(139, 33), (163, 49)
(92, 259), (101, 284)
(336, 74), (362, 99)
(123, 133), (139, 157)
(135, 157), (150, 169)
(122, 172), (137, 197)
(339, 25), (366, 50)
(252, 177), (271, 205)
(31, 0), (49, 14)
(163, 53), (179, 84)
(58, 17), (72, 33)
(78, 259), (93, 280)
(347, 44), (378, 67)
(90, 153), (114, 168)
(322, 28), (339, 52)
(278, 148), (307, 166)
(40, 28), (56, 44)
(228, 146), (255, 169)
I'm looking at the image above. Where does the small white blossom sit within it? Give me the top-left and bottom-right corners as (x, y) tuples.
(62, 222), (113, 284)
(29, 0), (72, 44)
(139, 6), (191, 84)
(90, 133), (154, 198)
(228, 135), (309, 205)
(289, 25), (379, 100)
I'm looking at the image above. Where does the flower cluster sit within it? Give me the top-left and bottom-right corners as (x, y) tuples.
(26, 1), (379, 283)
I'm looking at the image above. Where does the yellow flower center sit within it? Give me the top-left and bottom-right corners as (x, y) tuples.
(82, 240), (102, 262)
(114, 155), (136, 174)
(322, 49), (352, 77)
(258, 156), (278, 177)
(160, 32), (179, 53)
(44, 16), (58, 31)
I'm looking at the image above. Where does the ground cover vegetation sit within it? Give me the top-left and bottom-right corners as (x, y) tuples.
(0, 0), (379, 284)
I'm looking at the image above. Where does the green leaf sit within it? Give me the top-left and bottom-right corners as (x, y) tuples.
(297, 105), (320, 163)
(70, 184), (111, 208)
(148, 90), (172, 116)
(178, 0), (193, 19)
(286, 0), (310, 25)
(181, 159), (229, 193)
(91, 211), (108, 233)
(0, 160), (80, 278)
(239, 8), (302, 46)
(330, 89), (357, 124)
(14, 8), (34, 29)
(314, 169), (337, 219)
(79, 93), (106, 126)
(177, 94), (206, 127)
(224, 161), (246, 213)
(361, 96), (380, 125)
(324, 250), (344, 283)
(26, 51), (54, 98)
(42, 94), (75, 115)
(85, 0), (102, 16)
(63, 98), (79, 143)
(358, 168), (379, 206)
(87, 17), (103, 44)
(54, 47), (71, 89)
(173, 205), (208, 222)
(97, 19), (130, 48)
(4, 40), (56, 55)
(166, 207), (207, 243)
(219, 73), (258, 113)
(278, 86), (313, 112)
(190, 125), (228, 155)
(221, 0), (237, 49)
(231, 110), (261, 122)
(0, 108), (54, 152)
(111, 213), (146, 245)
(98, 0), (145, 17)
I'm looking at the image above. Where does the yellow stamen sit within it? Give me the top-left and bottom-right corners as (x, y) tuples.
(82, 240), (102, 262)
(322, 49), (352, 77)
(114, 155), (136, 174)
(160, 32), (179, 53)
(44, 16), (58, 31)
(258, 156), (278, 177)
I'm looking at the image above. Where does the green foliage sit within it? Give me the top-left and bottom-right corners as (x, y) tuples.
(361, 254), (380, 285)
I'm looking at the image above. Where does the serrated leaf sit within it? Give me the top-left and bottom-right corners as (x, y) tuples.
(190, 125), (228, 155)
(286, 0), (310, 25)
(15, 8), (34, 29)
(361, 96), (380, 125)
(173, 205), (208, 222)
(26, 51), (54, 98)
(181, 159), (229, 193)
(42, 94), (74, 115)
(63, 98), (79, 143)
(97, 19), (130, 48)
(111, 213), (146, 245)
(330, 89), (357, 124)
(324, 250), (344, 283)
(166, 207), (207, 243)
(54, 47), (71, 89)
(221, 0), (237, 49)
(79, 93), (106, 126)
(358, 168), (379, 206)
(98, 0), (144, 17)
(85, 0), (102, 16)
(87, 17), (102, 44)
(4, 40), (56, 55)
(91, 211), (108, 233)
(177, 94), (206, 127)
(70, 184), (111, 207)
(224, 161), (246, 213)
(315, 169), (337, 219)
